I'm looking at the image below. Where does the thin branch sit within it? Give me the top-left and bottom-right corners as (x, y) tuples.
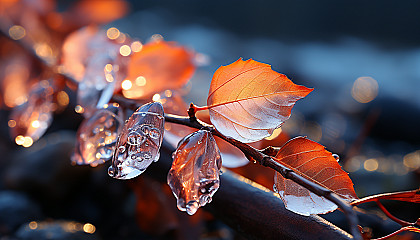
(372, 226), (420, 240)
(375, 200), (412, 227)
(1, 25), (362, 240)
(164, 108), (362, 240)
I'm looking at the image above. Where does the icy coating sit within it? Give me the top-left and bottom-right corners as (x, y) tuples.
(72, 104), (123, 167)
(167, 130), (222, 215)
(108, 102), (164, 179)
(9, 81), (54, 142)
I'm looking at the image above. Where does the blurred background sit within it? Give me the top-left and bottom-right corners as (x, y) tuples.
(1, 0), (420, 239)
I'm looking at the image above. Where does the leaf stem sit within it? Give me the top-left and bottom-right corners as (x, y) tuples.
(375, 200), (412, 227)
(0, 25), (361, 240)
(161, 112), (362, 240)
(371, 226), (420, 240)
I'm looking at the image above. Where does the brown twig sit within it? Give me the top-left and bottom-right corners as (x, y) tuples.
(165, 107), (362, 240)
(1, 25), (362, 240)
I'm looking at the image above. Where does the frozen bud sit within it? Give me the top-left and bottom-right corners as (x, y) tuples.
(167, 130), (222, 215)
(72, 104), (123, 167)
(108, 102), (164, 179)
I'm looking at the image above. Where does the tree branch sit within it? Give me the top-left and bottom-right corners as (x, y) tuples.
(1, 25), (362, 240)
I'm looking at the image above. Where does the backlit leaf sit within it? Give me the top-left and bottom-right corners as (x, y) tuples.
(207, 58), (312, 143)
(273, 137), (357, 216)
(123, 41), (195, 99)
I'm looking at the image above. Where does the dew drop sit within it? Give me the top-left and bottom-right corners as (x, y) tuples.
(273, 184), (278, 193)
(332, 154), (340, 162)
(149, 128), (160, 139)
(119, 146), (125, 153)
(186, 201), (199, 215)
(108, 166), (115, 176)
(219, 170), (223, 175)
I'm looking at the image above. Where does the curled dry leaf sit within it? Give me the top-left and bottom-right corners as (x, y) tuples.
(167, 130), (222, 215)
(109, 102), (165, 180)
(123, 41), (195, 99)
(207, 58), (312, 143)
(273, 137), (357, 216)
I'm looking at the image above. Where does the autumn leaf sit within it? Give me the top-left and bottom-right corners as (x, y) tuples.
(206, 58), (312, 143)
(273, 137), (357, 216)
(123, 41), (195, 99)
(70, 0), (129, 25)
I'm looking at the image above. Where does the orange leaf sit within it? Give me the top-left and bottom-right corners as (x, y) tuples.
(71, 0), (129, 25)
(207, 58), (312, 143)
(274, 137), (357, 215)
(123, 41), (195, 99)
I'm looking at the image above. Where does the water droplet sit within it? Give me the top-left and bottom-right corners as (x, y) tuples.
(332, 154), (340, 162)
(108, 166), (115, 176)
(149, 128), (160, 139)
(119, 146), (125, 153)
(273, 184), (278, 193)
(186, 201), (199, 215)
(219, 170), (223, 175)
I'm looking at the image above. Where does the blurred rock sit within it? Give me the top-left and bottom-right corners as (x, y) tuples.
(0, 191), (43, 235)
(4, 131), (91, 200)
(15, 220), (100, 240)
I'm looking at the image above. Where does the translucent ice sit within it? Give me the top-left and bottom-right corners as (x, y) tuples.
(167, 130), (222, 215)
(108, 102), (165, 179)
(9, 80), (54, 143)
(72, 104), (123, 167)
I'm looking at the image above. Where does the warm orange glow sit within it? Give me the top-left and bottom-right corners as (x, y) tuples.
(106, 27), (120, 40)
(15, 135), (25, 145)
(364, 158), (379, 171)
(75, 105), (84, 114)
(105, 73), (114, 82)
(403, 150), (420, 169)
(164, 90), (172, 98)
(8, 25), (26, 40)
(28, 221), (38, 230)
(351, 77), (379, 103)
(121, 80), (132, 90)
(22, 136), (33, 148)
(152, 93), (161, 102)
(104, 64), (113, 72)
(83, 223), (96, 234)
(265, 127), (282, 140)
(8, 120), (16, 128)
(131, 41), (143, 52)
(57, 91), (69, 106)
(35, 43), (53, 59)
(135, 76), (146, 86)
(119, 45), (131, 56)
(31, 120), (40, 128)
(46, 12), (63, 29)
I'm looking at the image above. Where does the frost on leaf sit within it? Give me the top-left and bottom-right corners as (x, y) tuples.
(109, 102), (164, 180)
(122, 40), (195, 99)
(207, 58), (312, 143)
(72, 104), (123, 167)
(62, 26), (129, 117)
(273, 137), (357, 216)
(9, 80), (54, 144)
(167, 130), (222, 215)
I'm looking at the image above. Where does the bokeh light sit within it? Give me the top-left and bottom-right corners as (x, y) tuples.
(106, 27), (120, 40)
(351, 76), (379, 103)
(8, 25), (26, 40)
(121, 80), (132, 90)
